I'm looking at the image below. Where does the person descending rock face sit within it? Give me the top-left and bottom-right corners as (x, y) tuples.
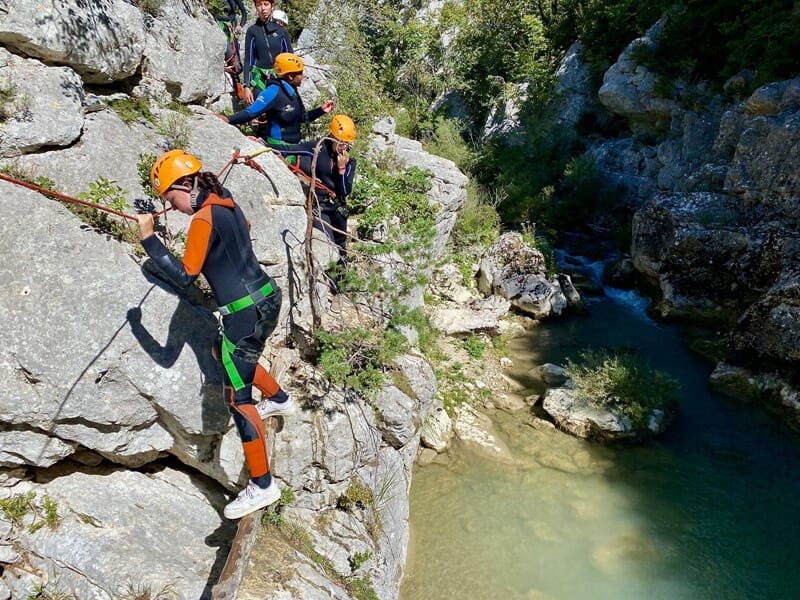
(270, 114), (357, 263)
(217, 53), (335, 146)
(272, 9), (288, 28)
(214, 0), (248, 95)
(215, 0), (247, 36)
(243, 0), (293, 105)
(135, 150), (295, 520)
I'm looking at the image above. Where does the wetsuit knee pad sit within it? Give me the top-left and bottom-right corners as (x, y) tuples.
(229, 394), (260, 442)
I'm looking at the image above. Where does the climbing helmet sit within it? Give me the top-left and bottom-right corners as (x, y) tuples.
(150, 150), (202, 196)
(329, 114), (356, 143)
(273, 53), (304, 77)
(273, 10), (288, 25)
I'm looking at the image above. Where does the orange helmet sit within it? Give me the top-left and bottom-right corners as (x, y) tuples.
(329, 114), (356, 143)
(273, 53), (304, 77)
(150, 150), (202, 196)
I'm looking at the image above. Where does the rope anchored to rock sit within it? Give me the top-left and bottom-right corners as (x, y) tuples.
(0, 172), (172, 221)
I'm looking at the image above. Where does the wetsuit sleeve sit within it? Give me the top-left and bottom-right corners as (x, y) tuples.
(306, 106), (326, 123)
(140, 234), (199, 289)
(140, 211), (214, 288)
(227, 85), (279, 124)
(243, 26), (256, 87)
(280, 28), (293, 53)
(337, 158), (356, 199)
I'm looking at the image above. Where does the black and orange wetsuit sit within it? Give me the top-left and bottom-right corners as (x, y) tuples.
(140, 189), (282, 489)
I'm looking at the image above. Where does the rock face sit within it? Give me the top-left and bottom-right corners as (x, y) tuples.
(582, 16), (800, 412)
(598, 18), (680, 131)
(0, 3), (466, 597)
(370, 117), (468, 261)
(0, 49), (85, 157)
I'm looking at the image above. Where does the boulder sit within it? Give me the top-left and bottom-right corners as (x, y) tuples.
(541, 387), (672, 442)
(429, 295), (511, 335)
(0, 49), (84, 157)
(598, 18), (679, 130)
(0, 0), (146, 83)
(478, 232), (573, 318)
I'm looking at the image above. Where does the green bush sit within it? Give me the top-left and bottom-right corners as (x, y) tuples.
(135, 0), (163, 16)
(648, 0), (800, 89)
(0, 83), (16, 122)
(565, 349), (679, 429)
(316, 327), (408, 397)
(450, 183), (501, 252)
(463, 333), (486, 359)
(105, 97), (153, 124)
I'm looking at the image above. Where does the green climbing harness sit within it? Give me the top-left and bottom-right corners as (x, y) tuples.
(218, 280), (274, 390)
(250, 65), (277, 93)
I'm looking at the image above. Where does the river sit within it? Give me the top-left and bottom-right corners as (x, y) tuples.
(400, 287), (800, 600)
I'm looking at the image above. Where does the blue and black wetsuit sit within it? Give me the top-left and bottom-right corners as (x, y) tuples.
(272, 139), (357, 255)
(243, 19), (293, 92)
(226, 79), (326, 144)
(140, 188), (283, 489)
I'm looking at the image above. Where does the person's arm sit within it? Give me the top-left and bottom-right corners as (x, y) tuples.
(280, 28), (293, 53)
(336, 157), (357, 198)
(269, 139), (317, 156)
(305, 100), (335, 124)
(243, 26), (255, 88)
(224, 85), (279, 125)
(138, 214), (212, 289)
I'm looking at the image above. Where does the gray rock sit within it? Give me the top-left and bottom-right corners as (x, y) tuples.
(0, 431), (75, 468)
(420, 405), (452, 452)
(452, 404), (514, 462)
(429, 295), (511, 335)
(374, 385), (417, 448)
(141, 1), (227, 102)
(13, 468), (228, 599)
(369, 117), (467, 259)
(481, 82), (529, 143)
(631, 191), (771, 320)
(0, 49), (84, 157)
(0, 0), (146, 83)
(543, 387), (642, 442)
(534, 363), (568, 387)
(598, 18), (679, 130)
(478, 232), (571, 318)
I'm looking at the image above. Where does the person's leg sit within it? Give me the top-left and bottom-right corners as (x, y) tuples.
(221, 310), (272, 488)
(331, 202), (349, 258)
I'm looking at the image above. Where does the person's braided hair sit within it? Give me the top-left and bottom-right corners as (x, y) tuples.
(195, 171), (226, 196)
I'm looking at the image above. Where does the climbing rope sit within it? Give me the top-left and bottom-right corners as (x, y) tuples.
(0, 172), (171, 221)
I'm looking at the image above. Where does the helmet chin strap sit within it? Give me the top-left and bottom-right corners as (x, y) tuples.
(189, 177), (200, 211)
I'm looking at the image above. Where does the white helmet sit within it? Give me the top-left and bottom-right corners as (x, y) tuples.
(273, 10), (288, 26)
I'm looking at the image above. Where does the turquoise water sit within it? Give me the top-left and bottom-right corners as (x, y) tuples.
(401, 294), (800, 600)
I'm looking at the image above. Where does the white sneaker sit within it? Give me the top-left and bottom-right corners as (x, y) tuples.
(256, 395), (296, 419)
(223, 479), (281, 519)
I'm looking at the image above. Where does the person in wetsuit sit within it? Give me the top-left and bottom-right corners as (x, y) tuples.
(214, 0), (247, 77)
(243, 0), (293, 105)
(217, 53), (334, 146)
(136, 150), (294, 520)
(270, 114), (357, 260)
